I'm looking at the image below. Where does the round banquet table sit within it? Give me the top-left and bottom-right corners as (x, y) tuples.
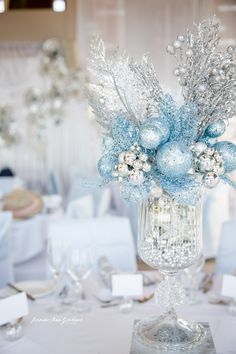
(0, 275), (236, 354)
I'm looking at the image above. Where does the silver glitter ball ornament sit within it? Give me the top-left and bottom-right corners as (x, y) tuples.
(192, 142), (207, 156)
(129, 170), (144, 185)
(177, 35), (185, 42)
(124, 151), (136, 165)
(140, 153), (148, 162)
(198, 155), (215, 172)
(142, 162), (151, 172)
(173, 40), (181, 49)
(185, 49), (193, 57)
(166, 45), (175, 55)
(117, 163), (129, 177)
(203, 173), (219, 188)
(133, 160), (143, 170)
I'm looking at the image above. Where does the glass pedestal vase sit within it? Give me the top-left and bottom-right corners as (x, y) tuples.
(134, 192), (206, 351)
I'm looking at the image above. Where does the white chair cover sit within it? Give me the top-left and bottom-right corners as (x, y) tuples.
(216, 220), (236, 274)
(66, 195), (94, 219)
(0, 177), (24, 197)
(11, 214), (47, 264)
(0, 211), (13, 288)
(48, 216), (137, 272)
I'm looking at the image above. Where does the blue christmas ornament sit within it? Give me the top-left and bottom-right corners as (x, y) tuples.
(213, 141), (236, 173)
(156, 142), (192, 177)
(147, 117), (170, 144)
(205, 120), (226, 138)
(112, 116), (139, 149)
(98, 154), (117, 179)
(140, 125), (162, 149)
(102, 136), (115, 152)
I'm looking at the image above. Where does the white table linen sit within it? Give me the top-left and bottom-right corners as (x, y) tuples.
(0, 274), (235, 354)
(11, 215), (48, 265)
(48, 216), (137, 272)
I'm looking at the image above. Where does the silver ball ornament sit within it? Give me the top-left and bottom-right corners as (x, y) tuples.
(142, 162), (151, 172)
(129, 170), (144, 185)
(166, 45), (175, 55)
(124, 151), (136, 165)
(203, 173), (220, 188)
(191, 142), (207, 156)
(140, 153), (148, 162)
(133, 160), (143, 170)
(117, 163), (129, 177)
(118, 151), (126, 163)
(173, 40), (181, 49)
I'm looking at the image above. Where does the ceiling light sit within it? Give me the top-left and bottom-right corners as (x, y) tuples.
(52, 0), (66, 13)
(218, 4), (236, 12)
(0, 0), (5, 13)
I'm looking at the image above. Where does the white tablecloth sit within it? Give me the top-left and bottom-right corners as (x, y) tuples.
(0, 275), (236, 354)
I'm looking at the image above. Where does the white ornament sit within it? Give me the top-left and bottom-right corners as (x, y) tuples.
(142, 162), (151, 172)
(118, 151), (126, 163)
(129, 170), (144, 185)
(124, 151), (136, 165)
(117, 163), (129, 177)
(192, 142), (207, 156)
(139, 153), (148, 162)
(133, 160), (143, 170)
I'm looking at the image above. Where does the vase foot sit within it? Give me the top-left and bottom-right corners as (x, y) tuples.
(134, 312), (206, 352)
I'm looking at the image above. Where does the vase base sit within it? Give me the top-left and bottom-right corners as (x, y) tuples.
(134, 313), (206, 352)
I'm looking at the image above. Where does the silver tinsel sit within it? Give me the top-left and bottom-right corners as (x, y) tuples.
(167, 17), (236, 137)
(87, 36), (163, 132)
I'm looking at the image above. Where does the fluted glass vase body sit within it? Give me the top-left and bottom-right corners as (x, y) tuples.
(135, 192), (205, 351)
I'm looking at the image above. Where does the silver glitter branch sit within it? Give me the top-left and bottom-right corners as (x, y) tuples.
(167, 17), (236, 137)
(88, 36), (163, 130)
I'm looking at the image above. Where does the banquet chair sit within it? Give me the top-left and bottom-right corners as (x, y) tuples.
(48, 216), (137, 272)
(0, 176), (24, 198)
(0, 211), (13, 288)
(216, 220), (236, 274)
(12, 214), (48, 281)
(67, 176), (112, 217)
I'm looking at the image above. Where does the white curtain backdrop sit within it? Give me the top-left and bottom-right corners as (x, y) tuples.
(0, 43), (100, 196)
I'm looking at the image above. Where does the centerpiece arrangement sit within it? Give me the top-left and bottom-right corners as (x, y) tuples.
(87, 17), (236, 351)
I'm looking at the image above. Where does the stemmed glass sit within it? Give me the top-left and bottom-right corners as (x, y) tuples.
(47, 237), (67, 313)
(67, 246), (93, 313)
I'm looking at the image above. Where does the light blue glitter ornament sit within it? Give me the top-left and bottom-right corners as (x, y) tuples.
(112, 116), (139, 149)
(140, 125), (162, 149)
(144, 117), (170, 145)
(156, 142), (192, 177)
(213, 141), (236, 173)
(102, 136), (115, 152)
(98, 154), (117, 179)
(205, 120), (226, 138)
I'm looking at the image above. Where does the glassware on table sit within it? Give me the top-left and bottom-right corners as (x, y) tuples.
(46, 238), (67, 313)
(4, 319), (23, 341)
(134, 192), (206, 351)
(68, 246), (93, 313)
(181, 253), (205, 305)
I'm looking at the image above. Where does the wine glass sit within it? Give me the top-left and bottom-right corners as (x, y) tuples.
(67, 246), (93, 313)
(46, 237), (67, 313)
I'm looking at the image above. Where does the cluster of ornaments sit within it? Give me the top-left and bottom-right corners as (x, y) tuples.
(112, 144), (151, 184)
(191, 142), (224, 188)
